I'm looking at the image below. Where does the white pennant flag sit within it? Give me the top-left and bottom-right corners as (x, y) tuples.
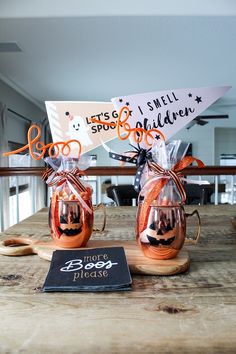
(111, 86), (231, 146)
(45, 101), (122, 156)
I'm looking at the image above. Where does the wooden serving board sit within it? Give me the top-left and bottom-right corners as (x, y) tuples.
(0, 238), (190, 275)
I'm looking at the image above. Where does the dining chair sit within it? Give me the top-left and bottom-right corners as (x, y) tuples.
(106, 185), (138, 206)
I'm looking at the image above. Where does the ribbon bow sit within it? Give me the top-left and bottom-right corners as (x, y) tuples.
(42, 167), (92, 214)
(43, 167), (86, 191)
(148, 161), (187, 202)
(109, 144), (153, 191)
(139, 156), (204, 233)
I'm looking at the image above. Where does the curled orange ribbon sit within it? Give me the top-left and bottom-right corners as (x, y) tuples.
(2, 125), (82, 160)
(90, 106), (166, 146)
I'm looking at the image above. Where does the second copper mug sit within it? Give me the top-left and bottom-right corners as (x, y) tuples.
(136, 204), (201, 259)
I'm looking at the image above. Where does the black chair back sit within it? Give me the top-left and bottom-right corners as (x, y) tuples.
(106, 185), (138, 206)
(184, 184), (205, 205)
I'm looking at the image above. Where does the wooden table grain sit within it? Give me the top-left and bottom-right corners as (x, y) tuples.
(0, 205), (236, 354)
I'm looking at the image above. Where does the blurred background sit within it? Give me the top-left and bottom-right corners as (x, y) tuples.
(0, 0), (236, 229)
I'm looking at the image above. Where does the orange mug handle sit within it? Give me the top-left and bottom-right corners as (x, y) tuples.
(93, 203), (106, 232)
(185, 209), (201, 245)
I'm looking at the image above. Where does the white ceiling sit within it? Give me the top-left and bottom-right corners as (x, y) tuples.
(0, 0), (236, 112)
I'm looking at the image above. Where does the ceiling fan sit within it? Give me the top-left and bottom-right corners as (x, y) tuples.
(186, 114), (229, 130)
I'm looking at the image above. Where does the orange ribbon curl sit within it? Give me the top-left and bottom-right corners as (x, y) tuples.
(90, 106), (166, 146)
(2, 125), (82, 159)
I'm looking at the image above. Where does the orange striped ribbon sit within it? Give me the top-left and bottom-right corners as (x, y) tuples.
(42, 167), (86, 193)
(148, 161), (187, 201)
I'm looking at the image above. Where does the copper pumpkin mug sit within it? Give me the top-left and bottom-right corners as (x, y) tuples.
(49, 198), (106, 248)
(136, 204), (201, 260)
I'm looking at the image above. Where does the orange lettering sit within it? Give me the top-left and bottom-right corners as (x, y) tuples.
(2, 125), (82, 160)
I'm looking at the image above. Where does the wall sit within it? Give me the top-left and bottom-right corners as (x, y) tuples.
(89, 137), (134, 185)
(174, 105), (236, 165)
(214, 127), (236, 165)
(0, 79), (45, 145)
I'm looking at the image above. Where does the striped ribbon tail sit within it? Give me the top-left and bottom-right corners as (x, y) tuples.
(42, 167), (54, 181)
(168, 170), (186, 202)
(66, 171), (87, 193)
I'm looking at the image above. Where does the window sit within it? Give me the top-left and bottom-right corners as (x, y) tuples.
(8, 142), (32, 225)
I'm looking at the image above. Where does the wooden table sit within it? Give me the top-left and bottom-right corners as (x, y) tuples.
(0, 205), (236, 353)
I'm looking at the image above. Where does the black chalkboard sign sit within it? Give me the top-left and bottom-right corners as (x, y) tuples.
(43, 247), (132, 292)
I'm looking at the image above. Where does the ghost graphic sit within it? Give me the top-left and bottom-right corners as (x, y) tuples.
(66, 112), (93, 147)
